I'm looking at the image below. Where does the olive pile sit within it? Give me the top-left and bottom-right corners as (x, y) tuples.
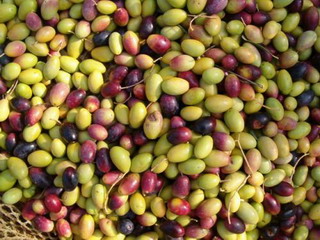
(0, 0), (320, 239)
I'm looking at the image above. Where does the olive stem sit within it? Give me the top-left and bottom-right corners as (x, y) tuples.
(104, 172), (128, 212)
(121, 79), (145, 89)
(151, 158), (168, 172)
(153, 57), (162, 63)
(235, 135), (254, 175)
(289, 153), (310, 182)
(203, 45), (216, 55)
(5, 79), (19, 98)
(241, 35), (279, 60)
(189, 13), (219, 31)
(215, 65), (263, 89)
(227, 175), (250, 224)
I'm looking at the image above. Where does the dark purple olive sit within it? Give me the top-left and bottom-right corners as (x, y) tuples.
(311, 109), (320, 124)
(302, 6), (319, 30)
(160, 221), (185, 238)
(109, 66), (129, 83)
(5, 132), (17, 152)
(296, 90), (315, 107)
(286, 33), (297, 47)
(308, 125), (320, 142)
(310, 53), (320, 70)
(261, 224), (280, 239)
(311, 0), (320, 7)
(66, 89), (86, 109)
(205, 0), (228, 14)
(287, 62), (308, 80)
(11, 97), (31, 112)
(252, 11), (270, 26)
(247, 112), (271, 129)
(290, 151), (303, 166)
(118, 219), (134, 235)
(263, 193), (281, 215)
(9, 111), (23, 131)
(108, 192), (127, 210)
(60, 123), (78, 143)
(29, 167), (53, 189)
(95, 148), (112, 173)
(132, 224), (153, 236)
(123, 69), (143, 90)
(113, 0), (124, 8)
(106, 123), (126, 142)
(13, 141), (37, 159)
(93, 31), (111, 46)
(62, 167), (78, 191)
(80, 140), (97, 163)
(287, 0), (303, 12)
(192, 117), (216, 135)
(160, 94), (179, 118)
(279, 203), (296, 219)
(0, 120), (14, 134)
(167, 127), (192, 145)
(280, 215), (296, 229)
(140, 44), (159, 59)
(139, 16), (156, 39)
(121, 210), (136, 220)
(224, 217), (245, 234)
(272, 181), (294, 196)
(132, 130), (148, 146)
(0, 54), (11, 65)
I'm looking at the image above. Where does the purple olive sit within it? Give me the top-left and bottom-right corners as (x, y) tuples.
(62, 167), (78, 191)
(60, 122), (78, 143)
(11, 97), (31, 112)
(205, 0), (228, 14)
(13, 141), (37, 159)
(66, 89), (86, 109)
(141, 170), (157, 195)
(95, 148), (112, 173)
(167, 127), (192, 145)
(160, 94), (179, 118)
(192, 117), (216, 135)
(160, 220), (185, 238)
(172, 175), (190, 198)
(29, 167), (53, 189)
(80, 140), (97, 163)
(224, 217), (245, 234)
(139, 16), (156, 39)
(106, 123), (126, 143)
